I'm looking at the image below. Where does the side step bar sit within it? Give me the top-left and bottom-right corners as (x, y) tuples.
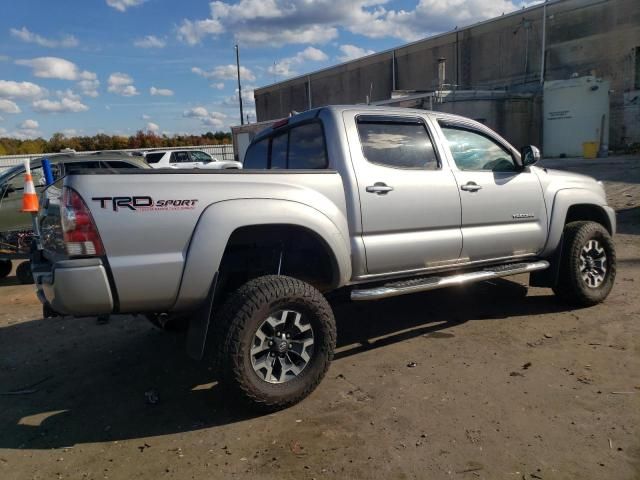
(351, 260), (549, 301)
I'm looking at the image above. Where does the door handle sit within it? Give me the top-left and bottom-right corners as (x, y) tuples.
(366, 182), (394, 194)
(460, 182), (482, 192)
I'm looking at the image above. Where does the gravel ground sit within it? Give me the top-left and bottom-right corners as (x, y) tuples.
(1, 156), (638, 480)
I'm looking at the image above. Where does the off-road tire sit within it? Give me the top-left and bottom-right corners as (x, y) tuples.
(211, 275), (336, 411)
(16, 261), (34, 284)
(553, 221), (616, 306)
(0, 259), (12, 279)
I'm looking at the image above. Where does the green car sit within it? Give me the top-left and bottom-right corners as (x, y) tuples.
(0, 152), (149, 282)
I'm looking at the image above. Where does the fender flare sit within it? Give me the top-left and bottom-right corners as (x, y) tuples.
(540, 188), (614, 258)
(172, 198), (351, 311)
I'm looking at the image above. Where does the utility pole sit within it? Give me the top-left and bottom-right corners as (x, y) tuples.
(235, 44), (244, 125)
(540, 0), (547, 85)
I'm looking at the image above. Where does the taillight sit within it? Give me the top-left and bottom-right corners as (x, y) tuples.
(61, 187), (104, 257)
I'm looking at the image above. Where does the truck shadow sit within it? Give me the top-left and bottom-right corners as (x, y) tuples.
(0, 278), (573, 450)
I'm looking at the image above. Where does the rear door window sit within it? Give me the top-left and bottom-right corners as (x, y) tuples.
(356, 117), (439, 170)
(170, 152), (190, 163)
(190, 151), (212, 163)
(145, 152), (164, 164)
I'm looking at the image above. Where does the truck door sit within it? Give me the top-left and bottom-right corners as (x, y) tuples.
(344, 113), (463, 275)
(437, 121), (547, 262)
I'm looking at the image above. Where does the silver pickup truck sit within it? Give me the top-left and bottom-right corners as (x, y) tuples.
(32, 105), (616, 410)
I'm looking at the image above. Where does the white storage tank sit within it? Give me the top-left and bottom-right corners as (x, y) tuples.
(543, 76), (610, 157)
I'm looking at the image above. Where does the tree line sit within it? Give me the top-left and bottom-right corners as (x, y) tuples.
(0, 130), (232, 156)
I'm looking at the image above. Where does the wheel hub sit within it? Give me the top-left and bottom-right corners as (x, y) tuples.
(272, 335), (289, 354)
(250, 309), (315, 384)
(579, 239), (607, 288)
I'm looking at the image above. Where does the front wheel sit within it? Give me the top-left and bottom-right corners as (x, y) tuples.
(212, 275), (336, 411)
(553, 221), (616, 306)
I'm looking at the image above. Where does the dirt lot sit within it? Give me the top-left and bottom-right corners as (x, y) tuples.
(1, 156), (639, 480)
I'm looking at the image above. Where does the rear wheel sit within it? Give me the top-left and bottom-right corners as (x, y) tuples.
(211, 275), (336, 411)
(16, 261), (34, 284)
(553, 221), (616, 306)
(0, 259), (12, 279)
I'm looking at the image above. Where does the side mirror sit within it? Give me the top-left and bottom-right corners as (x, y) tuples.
(520, 145), (541, 167)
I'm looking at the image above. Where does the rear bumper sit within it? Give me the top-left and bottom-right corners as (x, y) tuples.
(35, 258), (114, 316)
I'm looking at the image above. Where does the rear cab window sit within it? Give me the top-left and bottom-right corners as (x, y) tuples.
(243, 121), (328, 170)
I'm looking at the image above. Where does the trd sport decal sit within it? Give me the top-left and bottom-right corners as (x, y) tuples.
(92, 196), (198, 211)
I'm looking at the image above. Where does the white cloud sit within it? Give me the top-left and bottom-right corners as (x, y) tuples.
(106, 0), (147, 12)
(0, 99), (21, 114)
(183, 106), (209, 118)
(176, 19), (225, 45)
(32, 91), (89, 113)
(107, 72), (139, 96)
(10, 129), (40, 139)
(183, 106), (226, 128)
(146, 122), (160, 132)
(223, 85), (256, 108)
(268, 46), (328, 77)
(20, 119), (39, 130)
(337, 44), (376, 62)
(12, 119), (40, 139)
(201, 116), (225, 128)
(78, 78), (100, 97)
(141, 113), (151, 120)
(192, 65), (255, 82)
(150, 86), (174, 96)
(211, 82), (225, 90)
(0, 80), (47, 100)
(177, 0), (528, 47)
(134, 35), (166, 48)
(61, 129), (78, 136)
(0, 116), (3, 122)
(15, 57), (96, 81)
(10, 27), (78, 48)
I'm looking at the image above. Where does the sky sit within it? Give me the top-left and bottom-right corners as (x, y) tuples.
(0, 0), (535, 139)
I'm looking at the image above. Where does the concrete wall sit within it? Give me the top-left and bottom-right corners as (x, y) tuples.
(255, 0), (640, 148)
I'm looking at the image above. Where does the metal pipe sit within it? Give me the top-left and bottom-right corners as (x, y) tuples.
(540, 1), (547, 85)
(235, 44), (244, 125)
(392, 50), (396, 91)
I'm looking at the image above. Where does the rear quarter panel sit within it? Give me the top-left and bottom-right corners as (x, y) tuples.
(66, 171), (349, 312)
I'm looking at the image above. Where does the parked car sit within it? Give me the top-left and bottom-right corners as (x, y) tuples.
(144, 150), (242, 169)
(32, 106), (616, 411)
(0, 152), (148, 282)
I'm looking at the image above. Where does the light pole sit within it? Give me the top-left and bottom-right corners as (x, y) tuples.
(235, 44), (244, 125)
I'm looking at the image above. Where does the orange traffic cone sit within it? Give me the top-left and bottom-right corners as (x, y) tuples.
(21, 159), (39, 212)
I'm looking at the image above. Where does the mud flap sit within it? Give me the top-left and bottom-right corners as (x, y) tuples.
(185, 272), (218, 360)
(530, 235), (563, 288)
